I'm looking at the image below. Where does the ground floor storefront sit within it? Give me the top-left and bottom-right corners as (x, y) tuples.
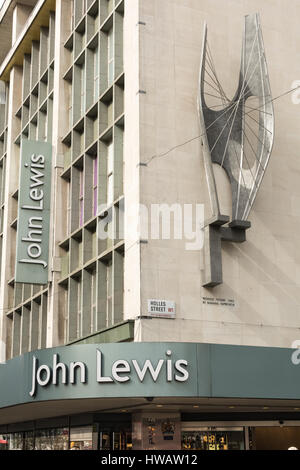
(1, 341), (300, 450)
(2, 411), (300, 450)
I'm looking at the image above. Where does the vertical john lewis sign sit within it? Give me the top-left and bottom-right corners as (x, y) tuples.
(15, 140), (52, 284)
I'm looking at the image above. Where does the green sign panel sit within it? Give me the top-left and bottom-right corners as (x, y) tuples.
(0, 343), (198, 407)
(15, 139), (52, 284)
(0, 342), (299, 411)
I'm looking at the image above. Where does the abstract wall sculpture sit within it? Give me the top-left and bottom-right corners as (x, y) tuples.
(198, 13), (274, 287)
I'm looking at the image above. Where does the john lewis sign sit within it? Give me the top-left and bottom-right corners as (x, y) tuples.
(29, 349), (189, 397)
(0, 342), (300, 410)
(0, 343), (197, 406)
(15, 140), (52, 284)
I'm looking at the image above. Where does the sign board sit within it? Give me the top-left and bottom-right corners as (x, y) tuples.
(147, 299), (176, 318)
(0, 343), (197, 406)
(15, 139), (52, 284)
(0, 342), (299, 409)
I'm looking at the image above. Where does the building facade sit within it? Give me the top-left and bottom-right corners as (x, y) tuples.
(0, 0), (300, 450)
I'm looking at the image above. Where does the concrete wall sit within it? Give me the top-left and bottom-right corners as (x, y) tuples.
(132, 412), (181, 450)
(135, 0), (300, 347)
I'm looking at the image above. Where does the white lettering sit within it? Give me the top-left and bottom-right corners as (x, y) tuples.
(22, 229), (42, 243)
(174, 360), (189, 382)
(29, 350), (189, 397)
(31, 153), (45, 165)
(29, 355), (37, 397)
(166, 350), (173, 381)
(291, 340), (300, 365)
(37, 364), (51, 387)
(53, 354), (67, 385)
(30, 188), (44, 201)
(69, 362), (86, 384)
(27, 243), (42, 259)
(96, 349), (113, 383)
(132, 359), (164, 382)
(30, 167), (44, 188)
(28, 217), (43, 229)
(111, 360), (131, 382)
(20, 258), (47, 268)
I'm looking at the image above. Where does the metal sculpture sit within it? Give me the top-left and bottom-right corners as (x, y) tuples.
(198, 13), (274, 287)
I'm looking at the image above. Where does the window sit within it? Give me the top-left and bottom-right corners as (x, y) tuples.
(79, 170), (84, 227)
(77, 277), (82, 337)
(107, 142), (113, 205)
(68, 85), (73, 127)
(71, 0), (75, 30)
(94, 45), (99, 101)
(108, 28), (114, 86)
(107, 0), (114, 16)
(8, 433), (23, 450)
(67, 181), (71, 234)
(91, 270), (97, 331)
(93, 157), (98, 216)
(81, 65), (85, 115)
(0, 82), (6, 105)
(106, 260), (112, 325)
(35, 428), (69, 450)
(64, 287), (69, 344)
(181, 428), (245, 451)
(24, 431), (35, 450)
(70, 426), (93, 450)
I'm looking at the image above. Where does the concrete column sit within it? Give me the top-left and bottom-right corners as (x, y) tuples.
(132, 412), (182, 450)
(47, 0), (72, 348)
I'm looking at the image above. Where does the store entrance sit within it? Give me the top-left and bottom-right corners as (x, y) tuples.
(181, 427), (245, 450)
(99, 430), (132, 450)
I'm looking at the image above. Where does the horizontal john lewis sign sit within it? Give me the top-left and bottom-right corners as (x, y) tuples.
(0, 342), (300, 410)
(15, 140), (52, 284)
(29, 349), (189, 397)
(147, 299), (176, 318)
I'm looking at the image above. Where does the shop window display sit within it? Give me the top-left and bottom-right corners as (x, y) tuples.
(8, 432), (24, 450)
(181, 428), (245, 450)
(35, 428), (69, 450)
(70, 426), (93, 450)
(24, 431), (35, 450)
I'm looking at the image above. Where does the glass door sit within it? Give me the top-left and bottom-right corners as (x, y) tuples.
(99, 430), (132, 450)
